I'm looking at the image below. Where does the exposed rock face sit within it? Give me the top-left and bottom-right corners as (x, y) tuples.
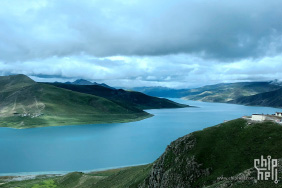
(139, 118), (282, 188)
(140, 133), (210, 188)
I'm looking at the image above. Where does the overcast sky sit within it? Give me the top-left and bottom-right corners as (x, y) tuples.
(0, 0), (282, 88)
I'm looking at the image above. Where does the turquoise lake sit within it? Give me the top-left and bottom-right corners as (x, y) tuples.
(0, 99), (281, 175)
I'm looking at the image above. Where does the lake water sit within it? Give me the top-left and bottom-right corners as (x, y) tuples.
(0, 99), (281, 175)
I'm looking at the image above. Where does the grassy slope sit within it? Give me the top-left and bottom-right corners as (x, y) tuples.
(231, 88), (282, 108)
(151, 119), (282, 187)
(0, 165), (152, 188)
(0, 75), (151, 128)
(47, 83), (189, 110)
(130, 82), (281, 102)
(0, 74), (35, 92)
(191, 119), (282, 186)
(182, 82), (281, 103)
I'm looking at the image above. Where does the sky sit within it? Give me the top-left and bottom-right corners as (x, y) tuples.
(0, 0), (282, 88)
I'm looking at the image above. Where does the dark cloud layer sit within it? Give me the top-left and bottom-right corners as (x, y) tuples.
(1, 0), (282, 88)
(1, 0), (282, 62)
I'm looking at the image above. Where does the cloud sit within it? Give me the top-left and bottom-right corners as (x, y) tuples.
(1, 0), (282, 62)
(0, 0), (281, 88)
(1, 53), (282, 88)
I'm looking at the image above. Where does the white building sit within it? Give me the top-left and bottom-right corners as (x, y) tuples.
(275, 112), (282, 117)
(251, 114), (266, 121)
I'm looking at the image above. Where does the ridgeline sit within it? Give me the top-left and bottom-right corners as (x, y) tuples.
(0, 75), (187, 128)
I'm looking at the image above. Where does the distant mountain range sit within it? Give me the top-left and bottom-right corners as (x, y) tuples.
(127, 86), (190, 98)
(231, 87), (282, 108)
(53, 78), (282, 108)
(63, 79), (115, 89)
(182, 82), (281, 103)
(3, 75), (279, 129)
(130, 81), (282, 108)
(0, 75), (188, 128)
(47, 83), (188, 110)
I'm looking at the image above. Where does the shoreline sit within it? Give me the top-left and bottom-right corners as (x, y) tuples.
(0, 113), (153, 129)
(0, 163), (150, 178)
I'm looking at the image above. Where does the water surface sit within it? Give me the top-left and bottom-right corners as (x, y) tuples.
(0, 99), (281, 175)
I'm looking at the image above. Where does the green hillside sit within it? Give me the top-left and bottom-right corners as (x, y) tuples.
(0, 74), (36, 92)
(141, 119), (282, 187)
(0, 75), (151, 128)
(182, 82), (281, 103)
(47, 83), (189, 110)
(231, 88), (282, 108)
(0, 165), (152, 188)
(3, 119), (282, 187)
(129, 82), (281, 104)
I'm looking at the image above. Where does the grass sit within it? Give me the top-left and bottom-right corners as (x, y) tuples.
(192, 119), (282, 185)
(92, 164), (152, 188)
(0, 176), (58, 188)
(31, 180), (57, 188)
(0, 113), (152, 129)
(0, 74), (188, 128)
(144, 118), (282, 187)
(162, 118), (282, 187)
(0, 81), (152, 128)
(48, 83), (189, 110)
(183, 82), (281, 103)
(0, 165), (152, 188)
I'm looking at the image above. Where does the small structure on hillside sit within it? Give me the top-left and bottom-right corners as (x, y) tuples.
(251, 114), (266, 121)
(243, 113), (282, 124)
(275, 112), (282, 117)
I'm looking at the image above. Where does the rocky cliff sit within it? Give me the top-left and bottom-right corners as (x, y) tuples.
(139, 134), (210, 188)
(139, 119), (282, 188)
